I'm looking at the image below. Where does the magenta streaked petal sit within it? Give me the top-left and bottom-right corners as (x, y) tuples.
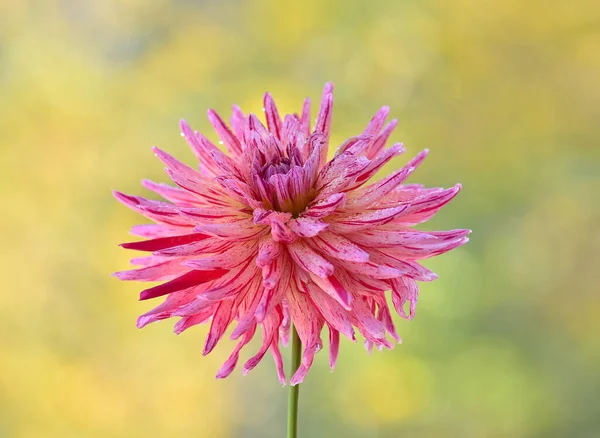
(346, 229), (436, 248)
(309, 274), (352, 310)
(263, 92), (283, 140)
(365, 118), (398, 160)
(351, 297), (387, 341)
(302, 280), (355, 340)
(270, 332), (287, 385)
(113, 191), (194, 227)
(289, 217), (328, 238)
(114, 258), (191, 282)
(142, 179), (200, 206)
(287, 240), (334, 278)
(203, 300), (236, 355)
(287, 283), (324, 385)
(153, 237), (231, 257)
(216, 324), (256, 379)
(348, 142), (406, 190)
(299, 98), (311, 139)
(194, 219), (267, 241)
(230, 105), (246, 143)
(207, 109), (243, 157)
(328, 205), (409, 234)
(256, 235), (282, 267)
(347, 151), (428, 209)
(310, 232), (370, 263)
(173, 307), (215, 334)
(243, 310), (282, 374)
(362, 106), (390, 138)
(304, 193), (346, 218)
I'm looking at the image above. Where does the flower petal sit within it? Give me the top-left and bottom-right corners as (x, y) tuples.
(289, 217), (329, 238)
(309, 231), (370, 262)
(139, 268), (228, 301)
(287, 239), (334, 278)
(207, 109), (243, 157)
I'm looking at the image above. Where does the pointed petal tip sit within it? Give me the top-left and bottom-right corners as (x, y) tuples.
(112, 190), (133, 204)
(112, 271), (130, 281)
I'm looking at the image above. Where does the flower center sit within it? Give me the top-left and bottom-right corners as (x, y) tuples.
(261, 157), (292, 180)
(259, 157), (316, 217)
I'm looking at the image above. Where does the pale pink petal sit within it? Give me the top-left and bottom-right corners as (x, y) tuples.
(289, 217), (329, 237)
(287, 239), (334, 278)
(303, 193), (346, 218)
(309, 231), (370, 263)
(327, 206), (409, 234)
(299, 98), (311, 138)
(142, 179), (200, 206)
(129, 224), (184, 238)
(113, 259), (192, 282)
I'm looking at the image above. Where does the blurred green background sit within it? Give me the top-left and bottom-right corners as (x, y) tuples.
(1, 0), (599, 437)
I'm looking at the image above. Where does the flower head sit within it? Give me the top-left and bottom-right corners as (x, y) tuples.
(114, 83), (469, 385)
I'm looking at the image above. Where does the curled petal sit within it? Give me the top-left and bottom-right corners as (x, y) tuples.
(390, 276), (419, 320)
(289, 217), (329, 238)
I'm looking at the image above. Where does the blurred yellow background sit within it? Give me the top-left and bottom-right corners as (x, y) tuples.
(1, 0), (599, 437)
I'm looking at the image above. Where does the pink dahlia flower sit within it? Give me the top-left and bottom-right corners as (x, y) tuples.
(114, 83), (469, 385)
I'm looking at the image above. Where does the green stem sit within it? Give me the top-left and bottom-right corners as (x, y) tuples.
(287, 324), (302, 438)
